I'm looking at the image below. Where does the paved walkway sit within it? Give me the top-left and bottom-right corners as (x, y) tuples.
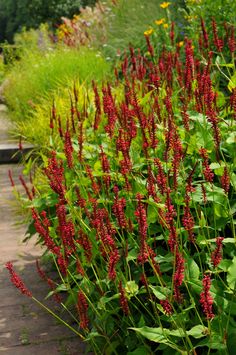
(0, 106), (86, 354)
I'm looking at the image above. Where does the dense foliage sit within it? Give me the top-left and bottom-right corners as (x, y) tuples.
(7, 14), (236, 354)
(0, 0), (96, 43)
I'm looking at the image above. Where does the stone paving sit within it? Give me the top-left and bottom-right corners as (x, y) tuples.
(0, 107), (87, 354)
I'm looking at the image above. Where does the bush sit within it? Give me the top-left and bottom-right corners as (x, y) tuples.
(7, 19), (236, 354)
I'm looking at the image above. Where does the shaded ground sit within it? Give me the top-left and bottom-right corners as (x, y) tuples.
(0, 107), (87, 354)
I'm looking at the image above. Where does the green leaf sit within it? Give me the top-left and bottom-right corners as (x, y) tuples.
(129, 326), (185, 343)
(227, 256), (236, 290)
(185, 258), (200, 280)
(228, 71), (236, 92)
(127, 346), (150, 355)
(149, 285), (169, 300)
(187, 325), (208, 339)
(125, 281), (139, 296)
(129, 326), (168, 343)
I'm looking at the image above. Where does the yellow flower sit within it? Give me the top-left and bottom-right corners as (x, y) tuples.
(155, 18), (165, 25)
(160, 2), (171, 8)
(177, 41), (184, 47)
(163, 23), (169, 29)
(144, 28), (154, 36)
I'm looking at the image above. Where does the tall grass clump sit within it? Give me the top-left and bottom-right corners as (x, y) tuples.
(6, 15), (236, 355)
(3, 46), (111, 122)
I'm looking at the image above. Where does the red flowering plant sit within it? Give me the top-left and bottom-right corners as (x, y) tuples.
(7, 20), (236, 354)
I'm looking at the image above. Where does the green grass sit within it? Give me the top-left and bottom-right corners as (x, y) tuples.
(4, 46), (111, 121)
(100, 0), (185, 59)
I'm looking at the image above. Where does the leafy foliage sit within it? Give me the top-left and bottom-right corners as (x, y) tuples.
(0, 0), (96, 43)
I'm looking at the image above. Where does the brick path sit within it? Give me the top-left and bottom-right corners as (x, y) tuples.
(0, 105), (87, 354)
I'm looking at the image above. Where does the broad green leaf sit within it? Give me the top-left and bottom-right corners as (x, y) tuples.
(227, 256), (236, 289)
(129, 326), (168, 343)
(185, 258), (200, 280)
(130, 326), (186, 343)
(187, 325), (208, 339)
(126, 249), (138, 262)
(149, 285), (169, 300)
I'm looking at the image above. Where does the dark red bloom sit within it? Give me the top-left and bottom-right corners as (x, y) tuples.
(112, 186), (127, 228)
(170, 22), (175, 45)
(173, 251), (185, 302)
(44, 151), (66, 201)
(135, 193), (149, 263)
(182, 193), (195, 242)
(92, 80), (101, 130)
(200, 274), (214, 320)
(100, 146), (111, 188)
(160, 299), (173, 316)
(64, 122), (74, 169)
(77, 230), (93, 263)
(108, 249), (120, 280)
(6, 262), (32, 298)
(145, 34), (154, 57)
(77, 290), (89, 329)
(200, 18), (209, 49)
(154, 158), (167, 195)
(221, 167), (230, 194)
(118, 281), (129, 315)
(19, 175), (33, 200)
(212, 19), (223, 52)
(86, 165), (100, 195)
(211, 237), (224, 268)
(31, 208), (60, 256)
(199, 148), (214, 183)
(56, 203), (75, 252)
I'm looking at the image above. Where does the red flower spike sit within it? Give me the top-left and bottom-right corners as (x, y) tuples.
(112, 187), (127, 228)
(221, 167), (230, 194)
(6, 262), (32, 298)
(100, 146), (111, 188)
(44, 151), (66, 201)
(85, 165), (100, 195)
(199, 148), (214, 183)
(19, 175), (33, 200)
(160, 299), (173, 316)
(170, 22), (175, 46)
(108, 249), (120, 280)
(200, 18), (209, 49)
(212, 19), (223, 52)
(77, 290), (89, 329)
(76, 259), (85, 276)
(64, 122), (74, 169)
(92, 80), (101, 130)
(154, 158), (167, 195)
(211, 237), (224, 268)
(145, 35), (154, 57)
(200, 274), (214, 320)
(173, 251), (185, 303)
(77, 230), (93, 263)
(31, 208), (60, 256)
(182, 193), (195, 242)
(118, 281), (129, 315)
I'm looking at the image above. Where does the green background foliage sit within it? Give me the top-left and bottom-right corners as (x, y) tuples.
(0, 0), (96, 43)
